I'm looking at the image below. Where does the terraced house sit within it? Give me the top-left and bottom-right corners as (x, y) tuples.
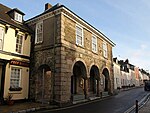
(26, 3), (115, 105)
(0, 4), (31, 103)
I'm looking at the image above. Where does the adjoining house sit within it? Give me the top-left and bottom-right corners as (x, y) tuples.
(26, 3), (115, 106)
(139, 69), (150, 85)
(113, 57), (149, 90)
(0, 4), (31, 103)
(113, 58), (121, 89)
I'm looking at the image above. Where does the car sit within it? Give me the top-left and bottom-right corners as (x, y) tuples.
(144, 81), (150, 91)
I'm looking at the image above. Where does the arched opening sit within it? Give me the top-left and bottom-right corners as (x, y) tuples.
(102, 68), (109, 92)
(71, 61), (87, 100)
(36, 64), (52, 104)
(89, 65), (100, 95)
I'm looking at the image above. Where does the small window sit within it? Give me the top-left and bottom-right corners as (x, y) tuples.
(103, 42), (108, 58)
(0, 27), (4, 50)
(35, 21), (43, 44)
(15, 12), (22, 23)
(92, 35), (97, 52)
(76, 25), (84, 46)
(16, 34), (23, 53)
(10, 67), (21, 88)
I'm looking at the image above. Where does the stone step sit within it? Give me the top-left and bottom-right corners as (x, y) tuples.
(102, 92), (109, 97)
(72, 94), (85, 101)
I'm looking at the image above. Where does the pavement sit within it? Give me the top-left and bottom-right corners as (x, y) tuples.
(0, 102), (58, 113)
(139, 94), (150, 113)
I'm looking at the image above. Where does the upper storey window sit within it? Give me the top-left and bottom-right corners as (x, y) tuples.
(16, 34), (23, 54)
(92, 35), (97, 52)
(103, 42), (108, 58)
(15, 12), (23, 23)
(0, 27), (4, 50)
(35, 21), (43, 44)
(76, 25), (84, 46)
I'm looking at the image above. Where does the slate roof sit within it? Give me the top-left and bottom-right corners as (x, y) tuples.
(0, 3), (30, 32)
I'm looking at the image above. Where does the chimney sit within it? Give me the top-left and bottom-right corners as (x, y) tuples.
(45, 3), (52, 11)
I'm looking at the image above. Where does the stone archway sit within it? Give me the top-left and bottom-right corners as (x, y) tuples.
(36, 64), (52, 103)
(89, 65), (100, 96)
(71, 61), (87, 101)
(102, 68), (110, 92)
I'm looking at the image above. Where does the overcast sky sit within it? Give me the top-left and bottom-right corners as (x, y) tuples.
(1, 0), (150, 71)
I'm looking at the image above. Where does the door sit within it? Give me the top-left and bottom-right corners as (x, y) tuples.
(0, 65), (2, 93)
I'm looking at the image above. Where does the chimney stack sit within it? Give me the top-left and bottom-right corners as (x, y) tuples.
(45, 3), (52, 11)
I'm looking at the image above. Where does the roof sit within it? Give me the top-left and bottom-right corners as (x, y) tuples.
(26, 3), (115, 46)
(27, 3), (62, 22)
(7, 8), (25, 15)
(0, 3), (30, 32)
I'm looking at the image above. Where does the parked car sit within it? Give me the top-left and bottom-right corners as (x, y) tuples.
(144, 81), (150, 91)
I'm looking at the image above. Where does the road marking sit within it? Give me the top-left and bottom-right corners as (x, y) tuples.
(124, 93), (150, 113)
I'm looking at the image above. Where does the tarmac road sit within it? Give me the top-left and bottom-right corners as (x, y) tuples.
(34, 87), (149, 113)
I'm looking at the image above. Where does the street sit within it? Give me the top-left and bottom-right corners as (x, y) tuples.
(33, 87), (149, 113)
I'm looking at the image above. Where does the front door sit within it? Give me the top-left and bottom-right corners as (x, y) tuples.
(0, 65), (2, 97)
(0, 62), (7, 103)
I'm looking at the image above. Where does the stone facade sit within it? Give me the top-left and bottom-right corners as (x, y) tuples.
(26, 3), (115, 105)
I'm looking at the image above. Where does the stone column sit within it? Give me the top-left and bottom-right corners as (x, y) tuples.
(97, 79), (100, 97)
(84, 78), (88, 99)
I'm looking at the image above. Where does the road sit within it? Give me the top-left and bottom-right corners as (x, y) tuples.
(33, 87), (149, 113)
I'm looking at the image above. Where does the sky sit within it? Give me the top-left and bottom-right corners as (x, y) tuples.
(1, 0), (150, 71)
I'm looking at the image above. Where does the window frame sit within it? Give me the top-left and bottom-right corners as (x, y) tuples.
(0, 27), (4, 50)
(10, 67), (22, 89)
(35, 21), (43, 44)
(92, 35), (97, 53)
(76, 25), (84, 46)
(103, 41), (108, 58)
(14, 12), (23, 23)
(16, 33), (24, 54)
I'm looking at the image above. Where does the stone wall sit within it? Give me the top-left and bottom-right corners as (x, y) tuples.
(56, 13), (114, 103)
(28, 11), (114, 105)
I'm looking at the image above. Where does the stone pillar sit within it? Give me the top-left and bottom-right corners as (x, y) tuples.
(84, 78), (88, 99)
(97, 79), (100, 97)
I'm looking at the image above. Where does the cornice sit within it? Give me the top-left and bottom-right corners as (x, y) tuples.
(25, 8), (62, 25)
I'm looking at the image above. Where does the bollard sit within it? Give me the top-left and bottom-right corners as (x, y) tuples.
(135, 100), (138, 113)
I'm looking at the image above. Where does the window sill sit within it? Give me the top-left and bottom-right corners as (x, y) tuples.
(92, 50), (98, 55)
(103, 56), (108, 60)
(76, 44), (84, 48)
(9, 87), (22, 91)
(35, 41), (43, 45)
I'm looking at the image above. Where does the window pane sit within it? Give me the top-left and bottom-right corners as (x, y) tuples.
(92, 36), (97, 52)
(76, 26), (83, 46)
(35, 22), (43, 43)
(10, 67), (21, 88)
(16, 34), (23, 53)
(103, 42), (108, 58)
(15, 12), (22, 22)
(0, 27), (4, 50)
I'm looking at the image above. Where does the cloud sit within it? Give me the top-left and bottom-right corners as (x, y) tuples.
(140, 44), (147, 50)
